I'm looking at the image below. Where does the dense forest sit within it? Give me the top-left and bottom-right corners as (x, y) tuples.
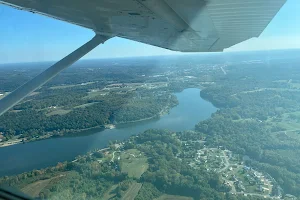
(0, 91), (177, 139)
(0, 61), (178, 141)
(197, 62), (300, 197)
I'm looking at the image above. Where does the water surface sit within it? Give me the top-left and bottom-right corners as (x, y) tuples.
(0, 88), (216, 176)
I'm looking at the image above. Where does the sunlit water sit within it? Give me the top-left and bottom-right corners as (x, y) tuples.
(0, 88), (217, 176)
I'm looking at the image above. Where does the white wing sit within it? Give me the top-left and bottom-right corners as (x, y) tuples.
(0, 0), (286, 52)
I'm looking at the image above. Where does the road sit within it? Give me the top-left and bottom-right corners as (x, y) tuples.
(218, 151), (230, 172)
(111, 151), (121, 162)
(227, 180), (236, 194)
(221, 66), (227, 75)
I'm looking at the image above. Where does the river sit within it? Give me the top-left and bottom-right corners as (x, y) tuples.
(0, 88), (217, 177)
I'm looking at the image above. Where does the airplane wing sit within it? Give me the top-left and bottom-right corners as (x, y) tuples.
(0, 0), (286, 52)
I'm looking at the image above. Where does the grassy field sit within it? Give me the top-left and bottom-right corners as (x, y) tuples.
(101, 181), (142, 200)
(120, 149), (148, 179)
(50, 82), (95, 90)
(267, 111), (300, 132)
(74, 102), (97, 109)
(46, 109), (71, 116)
(49, 84), (77, 89)
(277, 122), (300, 130)
(273, 80), (289, 83)
(274, 149), (300, 159)
(45, 102), (97, 116)
(285, 131), (300, 142)
(290, 82), (300, 89)
(21, 174), (65, 197)
(83, 91), (108, 99)
(121, 182), (142, 200)
(102, 184), (118, 200)
(154, 194), (193, 200)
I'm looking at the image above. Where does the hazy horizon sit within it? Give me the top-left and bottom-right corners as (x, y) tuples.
(1, 0), (300, 63)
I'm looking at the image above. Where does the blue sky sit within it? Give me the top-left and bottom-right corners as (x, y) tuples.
(0, 0), (299, 63)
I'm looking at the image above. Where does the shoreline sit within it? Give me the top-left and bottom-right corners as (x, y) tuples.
(0, 139), (23, 148)
(0, 104), (175, 148)
(115, 113), (161, 125)
(0, 125), (113, 148)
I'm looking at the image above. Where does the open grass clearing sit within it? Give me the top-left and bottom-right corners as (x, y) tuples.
(83, 91), (108, 99)
(101, 184), (118, 200)
(50, 82), (95, 90)
(269, 111), (300, 131)
(277, 122), (300, 131)
(273, 80), (289, 83)
(285, 130), (300, 141)
(290, 82), (300, 89)
(46, 109), (71, 116)
(28, 92), (40, 96)
(154, 194), (193, 200)
(121, 182), (142, 200)
(120, 149), (148, 179)
(74, 102), (97, 109)
(282, 111), (300, 120)
(49, 84), (77, 89)
(21, 174), (65, 197)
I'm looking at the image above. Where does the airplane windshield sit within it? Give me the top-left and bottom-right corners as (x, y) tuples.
(1, 0), (300, 199)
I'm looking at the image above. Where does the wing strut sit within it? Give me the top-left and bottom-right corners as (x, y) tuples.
(0, 34), (109, 116)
